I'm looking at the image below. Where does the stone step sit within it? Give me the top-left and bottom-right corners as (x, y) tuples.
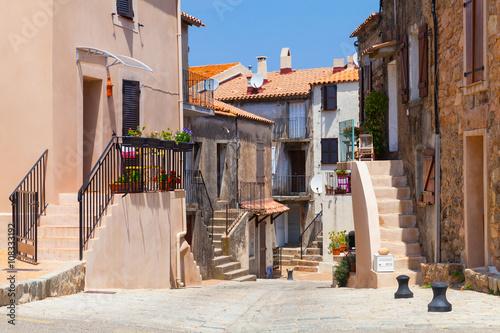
(294, 266), (318, 272)
(210, 218), (231, 227)
(232, 274), (257, 282)
(281, 260), (292, 266)
(315, 236), (323, 242)
(213, 255), (231, 266)
(304, 248), (321, 255)
(281, 254), (295, 261)
(39, 215), (79, 227)
(213, 210), (239, 219)
(381, 241), (421, 256)
(373, 186), (410, 200)
(371, 176), (407, 187)
(292, 260), (319, 267)
(216, 261), (241, 273)
(214, 248), (222, 256)
(281, 248), (300, 256)
(38, 237), (79, 249)
(380, 227), (420, 243)
(309, 241), (323, 249)
(394, 256), (426, 270)
(374, 269), (422, 288)
(364, 160), (404, 176)
(224, 268), (249, 280)
(206, 225), (226, 233)
(59, 193), (78, 205)
(210, 233), (224, 242)
(38, 248), (80, 260)
(45, 204), (80, 215)
(379, 214), (416, 228)
(300, 254), (323, 262)
(213, 240), (222, 249)
(38, 226), (79, 238)
(377, 199), (413, 214)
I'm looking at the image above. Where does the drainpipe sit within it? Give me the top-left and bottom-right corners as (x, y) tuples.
(176, 0), (183, 130)
(432, 0), (441, 263)
(176, 195), (189, 288)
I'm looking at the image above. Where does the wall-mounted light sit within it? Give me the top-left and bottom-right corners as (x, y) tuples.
(107, 75), (113, 97)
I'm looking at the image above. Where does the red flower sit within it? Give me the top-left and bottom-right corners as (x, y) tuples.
(161, 170), (166, 174)
(153, 176), (157, 181)
(176, 178), (181, 184)
(168, 178), (171, 182)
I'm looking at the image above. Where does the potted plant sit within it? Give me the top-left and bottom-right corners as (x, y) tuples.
(419, 192), (423, 202)
(110, 170), (143, 193)
(174, 127), (194, 151)
(154, 170), (181, 191)
(144, 130), (160, 148)
(336, 169), (349, 178)
(333, 256), (351, 287)
(159, 128), (176, 149)
(122, 126), (146, 147)
(328, 230), (347, 255)
(325, 185), (334, 195)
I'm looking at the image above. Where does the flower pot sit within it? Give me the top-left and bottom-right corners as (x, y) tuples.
(332, 248), (340, 255)
(159, 139), (176, 150)
(159, 181), (176, 191)
(144, 137), (160, 148)
(176, 142), (194, 152)
(109, 182), (142, 193)
(122, 136), (145, 148)
(340, 245), (347, 252)
(336, 174), (349, 178)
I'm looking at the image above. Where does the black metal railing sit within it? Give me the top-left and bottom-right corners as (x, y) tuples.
(325, 171), (351, 195)
(273, 247), (282, 277)
(188, 170), (214, 243)
(225, 196), (242, 236)
(240, 181), (266, 210)
(272, 175), (310, 196)
(9, 149), (48, 264)
(272, 117), (310, 140)
(183, 69), (214, 109)
(185, 169), (199, 205)
(299, 210), (322, 259)
(78, 136), (192, 259)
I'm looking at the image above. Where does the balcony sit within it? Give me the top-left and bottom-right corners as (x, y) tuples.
(183, 69), (214, 117)
(240, 181), (266, 210)
(272, 175), (311, 199)
(324, 171), (351, 195)
(272, 117), (310, 141)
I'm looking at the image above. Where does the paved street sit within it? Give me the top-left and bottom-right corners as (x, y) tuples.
(2, 279), (500, 332)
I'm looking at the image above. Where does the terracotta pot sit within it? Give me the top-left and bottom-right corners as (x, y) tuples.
(159, 181), (176, 191)
(332, 248), (340, 255)
(340, 245), (347, 252)
(109, 182), (142, 193)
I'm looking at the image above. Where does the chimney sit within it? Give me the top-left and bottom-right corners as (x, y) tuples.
(333, 58), (345, 74)
(257, 56), (268, 80)
(346, 55), (356, 69)
(280, 47), (292, 74)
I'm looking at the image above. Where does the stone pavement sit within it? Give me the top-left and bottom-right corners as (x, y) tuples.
(2, 279), (500, 332)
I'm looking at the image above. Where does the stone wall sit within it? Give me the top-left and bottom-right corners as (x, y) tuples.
(437, 1), (500, 270)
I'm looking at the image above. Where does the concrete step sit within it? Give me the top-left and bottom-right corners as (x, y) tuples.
(281, 254), (295, 261)
(224, 268), (249, 280)
(216, 261), (241, 273)
(364, 160), (404, 176)
(371, 176), (407, 187)
(374, 269), (422, 288)
(213, 255), (231, 266)
(206, 225), (226, 233)
(394, 256), (426, 270)
(45, 204), (79, 215)
(380, 227), (420, 243)
(214, 248), (223, 256)
(309, 241), (323, 249)
(315, 235), (323, 242)
(38, 237), (79, 249)
(281, 248), (300, 256)
(281, 260), (292, 266)
(38, 226), (79, 238)
(39, 215), (79, 227)
(300, 254), (323, 262)
(210, 218), (231, 227)
(213, 240), (222, 249)
(293, 260), (319, 267)
(59, 193), (78, 205)
(294, 266), (318, 272)
(379, 214), (416, 228)
(304, 248), (321, 255)
(373, 186), (410, 200)
(210, 233), (224, 242)
(381, 241), (421, 256)
(38, 248), (80, 260)
(213, 210), (239, 219)
(232, 274), (257, 282)
(377, 199), (413, 214)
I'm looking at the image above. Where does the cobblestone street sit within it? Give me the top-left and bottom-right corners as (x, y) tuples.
(2, 279), (500, 332)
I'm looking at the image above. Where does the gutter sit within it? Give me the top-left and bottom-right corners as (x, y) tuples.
(177, 0), (183, 130)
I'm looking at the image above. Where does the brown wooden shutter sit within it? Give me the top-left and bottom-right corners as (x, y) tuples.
(423, 149), (435, 204)
(321, 138), (338, 164)
(464, 0), (474, 85)
(359, 67), (364, 123)
(117, 0), (134, 20)
(325, 85), (337, 110)
(256, 142), (265, 182)
(122, 80), (140, 136)
(366, 62), (372, 93)
(418, 23), (428, 98)
(399, 34), (409, 103)
(473, 0), (484, 82)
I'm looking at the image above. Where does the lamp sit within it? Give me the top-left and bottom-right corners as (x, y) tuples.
(106, 75), (113, 97)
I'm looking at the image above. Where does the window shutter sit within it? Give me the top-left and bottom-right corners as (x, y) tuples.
(359, 67), (365, 123)
(117, 0), (134, 20)
(399, 34), (409, 103)
(321, 139), (329, 164)
(256, 142), (265, 182)
(122, 80), (140, 136)
(473, 0), (484, 82)
(321, 138), (338, 164)
(418, 23), (428, 98)
(326, 85), (337, 110)
(423, 149), (435, 204)
(366, 63), (372, 93)
(329, 138), (338, 164)
(464, 0), (474, 85)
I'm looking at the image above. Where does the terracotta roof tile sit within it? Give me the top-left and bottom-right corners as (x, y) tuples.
(215, 68), (332, 102)
(181, 12), (206, 27)
(240, 199), (290, 216)
(350, 13), (379, 38)
(190, 63), (240, 78)
(310, 68), (359, 85)
(214, 100), (275, 125)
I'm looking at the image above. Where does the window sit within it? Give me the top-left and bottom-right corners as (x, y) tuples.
(464, 0), (485, 89)
(409, 30), (419, 100)
(322, 85), (337, 110)
(122, 80), (140, 136)
(321, 138), (338, 164)
(117, 0), (134, 20)
(271, 146), (276, 175)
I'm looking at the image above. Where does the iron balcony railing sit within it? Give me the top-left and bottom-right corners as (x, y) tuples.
(272, 117), (310, 140)
(183, 69), (214, 109)
(299, 210), (322, 259)
(240, 181), (266, 210)
(9, 149), (48, 264)
(78, 136), (192, 260)
(325, 171), (351, 195)
(272, 175), (310, 197)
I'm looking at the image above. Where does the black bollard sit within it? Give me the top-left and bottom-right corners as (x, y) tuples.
(428, 282), (452, 312)
(287, 268), (293, 280)
(394, 275), (413, 299)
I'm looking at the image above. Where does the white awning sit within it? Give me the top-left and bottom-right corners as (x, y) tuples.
(76, 47), (153, 72)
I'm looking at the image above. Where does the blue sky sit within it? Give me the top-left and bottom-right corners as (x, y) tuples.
(182, 0), (380, 72)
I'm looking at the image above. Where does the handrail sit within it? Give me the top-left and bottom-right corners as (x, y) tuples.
(299, 210), (323, 259)
(194, 170), (214, 243)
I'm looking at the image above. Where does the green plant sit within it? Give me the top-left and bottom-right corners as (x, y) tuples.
(465, 284), (472, 290)
(333, 256), (351, 287)
(154, 170), (180, 184)
(364, 92), (388, 156)
(342, 126), (361, 139)
(336, 169), (348, 175)
(128, 126), (146, 137)
(175, 127), (193, 143)
(114, 170), (142, 184)
(161, 128), (173, 141)
(328, 230), (347, 253)
(494, 291), (500, 295)
(423, 283), (432, 289)
(147, 130), (160, 138)
(488, 289), (494, 295)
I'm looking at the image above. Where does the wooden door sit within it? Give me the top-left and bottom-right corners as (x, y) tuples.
(290, 150), (305, 192)
(259, 221), (266, 278)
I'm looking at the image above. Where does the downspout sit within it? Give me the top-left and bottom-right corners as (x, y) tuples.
(176, 199), (188, 288)
(431, 0), (441, 263)
(177, 0), (183, 130)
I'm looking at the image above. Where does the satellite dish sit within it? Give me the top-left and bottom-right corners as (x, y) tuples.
(204, 78), (219, 91)
(353, 53), (359, 67)
(250, 74), (263, 88)
(310, 175), (323, 194)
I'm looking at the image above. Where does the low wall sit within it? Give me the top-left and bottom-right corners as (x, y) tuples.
(222, 212), (249, 269)
(192, 211), (215, 279)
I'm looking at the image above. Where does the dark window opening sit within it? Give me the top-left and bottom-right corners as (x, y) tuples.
(117, 0), (134, 20)
(122, 80), (140, 136)
(322, 84), (337, 111)
(321, 138), (338, 164)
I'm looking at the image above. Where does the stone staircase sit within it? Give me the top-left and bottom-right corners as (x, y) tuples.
(208, 210), (256, 282)
(366, 161), (425, 286)
(280, 233), (324, 273)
